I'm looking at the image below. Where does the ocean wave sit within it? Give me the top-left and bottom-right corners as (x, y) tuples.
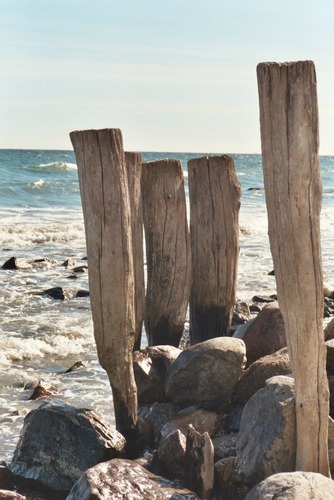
(0, 223), (85, 247)
(28, 179), (45, 189)
(35, 161), (77, 171)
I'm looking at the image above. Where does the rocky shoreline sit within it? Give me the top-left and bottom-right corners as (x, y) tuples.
(2, 279), (334, 498)
(0, 258), (334, 500)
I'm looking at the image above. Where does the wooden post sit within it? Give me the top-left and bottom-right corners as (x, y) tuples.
(257, 61), (330, 475)
(70, 129), (138, 440)
(186, 424), (214, 499)
(125, 152), (145, 351)
(187, 156), (241, 344)
(141, 159), (191, 347)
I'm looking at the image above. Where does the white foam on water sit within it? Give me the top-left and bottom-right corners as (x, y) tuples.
(36, 161), (77, 170)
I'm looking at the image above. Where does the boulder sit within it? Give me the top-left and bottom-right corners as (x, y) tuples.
(245, 471), (334, 499)
(235, 375), (296, 486)
(160, 408), (221, 440)
(156, 429), (187, 479)
(139, 402), (177, 444)
(72, 265), (88, 273)
(214, 457), (250, 499)
(9, 400), (125, 493)
(133, 345), (181, 405)
(67, 458), (199, 499)
(232, 348), (291, 406)
(233, 302), (286, 366)
(1, 257), (24, 270)
(75, 290), (90, 298)
(325, 318), (334, 341)
(165, 337), (246, 411)
(40, 287), (66, 300)
(61, 259), (75, 268)
(27, 379), (58, 400)
(251, 295), (276, 303)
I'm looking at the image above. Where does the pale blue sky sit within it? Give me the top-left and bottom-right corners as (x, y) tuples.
(1, 0), (334, 153)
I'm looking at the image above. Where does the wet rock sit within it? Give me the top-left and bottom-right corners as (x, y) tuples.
(33, 258), (58, 265)
(61, 259), (75, 268)
(251, 294), (277, 303)
(64, 361), (86, 373)
(28, 380), (58, 400)
(72, 265), (88, 273)
(235, 375), (296, 486)
(133, 345), (181, 405)
(160, 408), (221, 440)
(165, 337), (246, 411)
(40, 287), (66, 300)
(232, 347), (291, 406)
(66, 458), (199, 499)
(139, 402), (177, 444)
(245, 471), (334, 499)
(10, 400), (125, 493)
(2, 257), (21, 270)
(75, 290), (90, 298)
(156, 429), (187, 479)
(233, 302), (286, 366)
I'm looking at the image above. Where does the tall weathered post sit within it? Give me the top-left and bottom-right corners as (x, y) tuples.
(257, 61), (330, 475)
(141, 159), (191, 347)
(70, 128), (138, 440)
(125, 151), (145, 351)
(188, 155), (241, 344)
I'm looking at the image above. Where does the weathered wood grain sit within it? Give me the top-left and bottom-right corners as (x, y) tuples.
(257, 61), (330, 475)
(188, 155), (241, 344)
(70, 128), (138, 439)
(141, 159), (191, 347)
(125, 152), (145, 351)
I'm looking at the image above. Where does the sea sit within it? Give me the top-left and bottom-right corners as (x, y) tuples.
(1, 148), (334, 462)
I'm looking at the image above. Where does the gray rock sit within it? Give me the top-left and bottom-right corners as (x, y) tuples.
(139, 402), (177, 444)
(245, 471), (334, 499)
(10, 400), (125, 493)
(165, 337), (246, 411)
(235, 375), (296, 486)
(212, 432), (238, 461)
(66, 458), (199, 499)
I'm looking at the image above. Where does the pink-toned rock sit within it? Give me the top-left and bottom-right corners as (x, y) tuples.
(234, 302), (286, 366)
(133, 345), (181, 405)
(67, 458), (199, 499)
(232, 348), (291, 406)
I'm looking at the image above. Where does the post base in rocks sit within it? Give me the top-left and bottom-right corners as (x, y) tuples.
(190, 305), (231, 344)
